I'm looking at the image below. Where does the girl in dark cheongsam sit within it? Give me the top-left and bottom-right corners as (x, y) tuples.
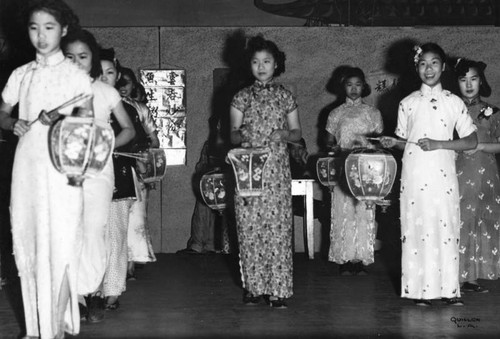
(454, 58), (500, 293)
(229, 35), (302, 308)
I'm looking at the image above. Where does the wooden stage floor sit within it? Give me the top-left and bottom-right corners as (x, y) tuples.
(2, 248), (500, 338)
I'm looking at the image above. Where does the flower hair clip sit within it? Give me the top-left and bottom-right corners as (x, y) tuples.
(413, 45), (423, 65)
(478, 105), (499, 120)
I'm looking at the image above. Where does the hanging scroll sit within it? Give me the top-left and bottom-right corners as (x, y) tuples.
(140, 69), (187, 165)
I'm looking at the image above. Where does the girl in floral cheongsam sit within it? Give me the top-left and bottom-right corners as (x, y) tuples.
(381, 43), (477, 307)
(325, 67), (384, 276)
(229, 35), (301, 309)
(454, 58), (500, 294)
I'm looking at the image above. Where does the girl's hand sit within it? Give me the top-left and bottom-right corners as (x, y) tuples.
(464, 142), (484, 155)
(12, 119), (30, 137)
(270, 129), (289, 143)
(380, 136), (397, 148)
(39, 109), (61, 126)
(417, 138), (440, 151)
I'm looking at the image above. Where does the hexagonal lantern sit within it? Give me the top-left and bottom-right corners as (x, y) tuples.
(49, 116), (114, 187)
(227, 147), (271, 197)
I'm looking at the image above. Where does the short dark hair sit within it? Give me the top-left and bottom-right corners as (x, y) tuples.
(454, 58), (491, 97)
(418, 42), (446, 64)
(341, 67), (371, 98)
(246, 35), (286, 77)
(24, 0), (80, 34)
(61, 29), (102, 79)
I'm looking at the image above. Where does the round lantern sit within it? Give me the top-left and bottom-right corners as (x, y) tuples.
(200, 172), (228, 213)
(344, 148), (397, 210)
(135, 148), (167, 184)
(227, 147), (271, 197)
(49, 116), (115, 187)
(199, 171), (231, 253)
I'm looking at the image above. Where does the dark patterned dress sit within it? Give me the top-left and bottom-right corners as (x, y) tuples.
(456, 98), (500, 283)
(231, 80), (297, 298)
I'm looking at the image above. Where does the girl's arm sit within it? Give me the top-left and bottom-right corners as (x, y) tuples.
(111, 101), (135, 148)
(418, 132), (477, 152)
(472, 138), (500, 154)
(270, 108), (301, 143)
(0, 101), (29, 136)
(380, 136), (406, 151)
(230, 106), (244, 145)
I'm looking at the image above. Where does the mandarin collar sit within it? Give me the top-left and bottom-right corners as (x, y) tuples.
(420, 83), (443, 97)
(254, 79), (275, 90)
(462, 96), (480, 107)
(35, 50), (65, 68)
(345, 97), (362, 106)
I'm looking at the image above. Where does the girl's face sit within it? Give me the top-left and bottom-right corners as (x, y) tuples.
(119, 74), (134, 98)
(100, 60), (119, 87)
(28, 10), (67, 57)
(64, 41), (92, 75)
(416, 51), (445, 88)
(251, 50), (277, 84)
(458, 67), (481, 100)
(344, 76), (363, 101)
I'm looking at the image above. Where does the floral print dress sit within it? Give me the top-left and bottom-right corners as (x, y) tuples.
(396, 84), (476, 300)
(325, 97), (384, 265)
(456, 98), (500, 283)
(231, 80), (297, 298)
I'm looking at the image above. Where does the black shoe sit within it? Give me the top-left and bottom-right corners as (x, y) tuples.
(79, 302), (88, 322)
(442, 298), (464, 306)
(243, 291), (261, 305)
(339, 262), (354, 276)
(353, 262), (368, 276)
(461, 282), (488, 293)
(87, 293), (106, 323)
(176, 248), (202, 255)
(414, 299), (432, 307)
(269, 297), (288, 309)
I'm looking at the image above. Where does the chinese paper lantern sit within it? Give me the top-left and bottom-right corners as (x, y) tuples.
(49, 116), (115, 186)
(227, 147), (271, 197)
(344, 148), (397, 210)
(135, 148), (167, 184)
(200, 172), (228, 212)
(316, 154), (343, 192)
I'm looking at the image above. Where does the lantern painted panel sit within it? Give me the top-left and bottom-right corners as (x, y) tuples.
(49, 116), (115, 186)
(227, 147), (270, 197)
(200, 173), (228, 211)
(345, 149), (397, 202)
(316, 156), (342, 188)
(136, 148), (167, 183)
(140, 69), (186, 166)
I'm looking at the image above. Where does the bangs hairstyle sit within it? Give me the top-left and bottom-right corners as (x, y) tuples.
(116, 67), (139, 98)
(246, 35), (286, 77)
(341, 67), (371, 97)
(417, 42), (446, 65)
(61, 29), (102, 79)
(24, 0), (80, 33)
(454, 58), (491, 97)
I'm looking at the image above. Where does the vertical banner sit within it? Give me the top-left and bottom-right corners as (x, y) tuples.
(140, 69), (187, 166)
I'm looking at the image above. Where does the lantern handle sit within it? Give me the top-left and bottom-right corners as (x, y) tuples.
(29, 93), (93, 126)
(367, 137), (418, 145)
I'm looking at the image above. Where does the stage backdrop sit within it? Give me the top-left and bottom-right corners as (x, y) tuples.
(87, 26), (500, 253)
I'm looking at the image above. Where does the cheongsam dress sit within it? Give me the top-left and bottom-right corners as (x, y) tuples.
(396, 83), (476, 300)
(1, 51), (92, 338)
(230, 80), (297, 298)
(325, 97), (384, 265)
(456, 98), (500, 283)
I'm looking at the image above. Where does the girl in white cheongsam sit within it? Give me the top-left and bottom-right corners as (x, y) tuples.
(0, 1), (92, 337)
(381, 43), (477, 307)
